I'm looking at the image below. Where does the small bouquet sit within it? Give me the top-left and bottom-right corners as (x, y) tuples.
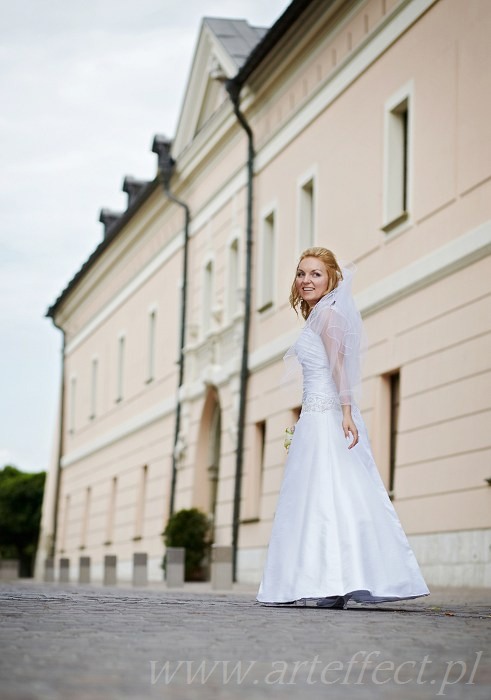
(284, 425), (295, 453)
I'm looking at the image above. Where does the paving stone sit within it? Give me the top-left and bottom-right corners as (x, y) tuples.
(0, 582), (489, 699)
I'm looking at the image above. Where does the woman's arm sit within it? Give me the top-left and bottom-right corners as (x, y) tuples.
(317, 305), (359, 449)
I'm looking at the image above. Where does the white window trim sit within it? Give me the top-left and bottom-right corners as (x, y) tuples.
(68, 374), (77, 434)
(133, 464), (148, 540)
(80, 486), (91, 549)
(116, 332), (126, 403)
(146, 305), (158, 384)
(61, 494), (71, 552)
(257, 203), (278, 314)
(296, 165), (318, 256)
(382, 80), (414, 236)
(226, 228), (242, 322)
(202, 253), (215, 339)
(89, 355), (99, 420)
(105, 476), (118, 545)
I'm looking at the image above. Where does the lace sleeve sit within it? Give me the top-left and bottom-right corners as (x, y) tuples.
(307, 269), (366, 406)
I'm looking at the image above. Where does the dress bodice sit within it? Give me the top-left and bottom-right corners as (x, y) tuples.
(294, 327), (340, 410)
(284, 266), (364, 411)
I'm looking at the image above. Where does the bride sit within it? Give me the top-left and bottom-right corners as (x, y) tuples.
(256, 248), (430, 608)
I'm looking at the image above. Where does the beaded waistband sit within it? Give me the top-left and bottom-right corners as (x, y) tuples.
(301, 393), (341, 413)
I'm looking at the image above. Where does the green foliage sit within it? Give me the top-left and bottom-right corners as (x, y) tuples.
(162, 508), (212, 581)
(0, 465), (46, 577)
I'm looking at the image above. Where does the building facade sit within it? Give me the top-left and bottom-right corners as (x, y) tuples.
(37, 0), (491, 587)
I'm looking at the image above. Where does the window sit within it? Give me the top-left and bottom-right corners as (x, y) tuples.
(61, 494), (70, 552)
(242, 420), (266, 522)
(227, 238), (240, 319)
(134, 465), (148, 540)
(208, 404), (221, 518)
(372, 370), (401, 497)
(116, 335), (125, 402)
(90, 358), (98, 419)
(147, 309), (157, 382)
(69, 377), (76, 433)
(203, 259), (214, 335)
(257, 420), (266, 474)
(105, 477), (117, 545)
(298, 176), (315, 252)
(80, 487), (91, 549)
(258, 210), (275, 312)
(388, 371), (400, 499)
(383, 85), (412, 232)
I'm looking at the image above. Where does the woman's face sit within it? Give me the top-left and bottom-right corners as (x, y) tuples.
(295, 256), (330, 307)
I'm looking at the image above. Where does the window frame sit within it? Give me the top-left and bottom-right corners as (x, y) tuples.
(202, 254), (215, 338)
(89, 356), (98, 420)
(68, 374), (77, 434)
(257, 204), (278, 314)
(226, 232), (242, 322)
(146, 305), (158, 383)
(382, 81), (414, 236)
(116, 332), (126, 403)
(296, 167), (317, 255)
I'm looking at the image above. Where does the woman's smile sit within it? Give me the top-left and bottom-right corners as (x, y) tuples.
(295, 256), (330, 307)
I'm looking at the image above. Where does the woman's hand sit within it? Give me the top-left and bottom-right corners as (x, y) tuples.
(342, 406), (359, 449)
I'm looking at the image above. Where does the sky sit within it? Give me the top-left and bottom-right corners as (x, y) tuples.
(0, 0), (290, 474)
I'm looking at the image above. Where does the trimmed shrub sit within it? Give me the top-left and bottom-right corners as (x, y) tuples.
(162, 508), (211, 581)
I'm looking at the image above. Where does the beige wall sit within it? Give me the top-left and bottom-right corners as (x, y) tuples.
(40, 188), (185, 579)
(37, 0), (491, 586)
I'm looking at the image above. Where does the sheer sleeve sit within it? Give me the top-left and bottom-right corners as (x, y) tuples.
(306, 267), (366, 407)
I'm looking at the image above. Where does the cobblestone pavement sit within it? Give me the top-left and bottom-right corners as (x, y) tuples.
(0, 581), (490, 700)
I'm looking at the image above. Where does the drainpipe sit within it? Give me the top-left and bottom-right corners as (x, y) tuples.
(152, 135), (190, 517)
(46, 321), (66, 560)
(225, 78), (254, 582)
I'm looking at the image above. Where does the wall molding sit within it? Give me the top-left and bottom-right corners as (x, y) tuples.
(61, 395), (176, 468)
(254, 0), (437, 173)
(250, 221), (491, 372)
(356, 219), (491, 316)
(65, 231), (183, 355)
(61, 220), (491, 467)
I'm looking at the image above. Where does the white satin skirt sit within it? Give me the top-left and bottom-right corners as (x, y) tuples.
(256, 406), (430, 606)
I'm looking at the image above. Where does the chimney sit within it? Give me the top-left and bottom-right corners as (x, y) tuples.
(122, 176), (149, 208)
(99, 208), (122, 238)
(151, 135), (174, 189)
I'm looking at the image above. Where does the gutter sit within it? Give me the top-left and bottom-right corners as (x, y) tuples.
(222, 0), (317, 581)
(46, 322), (66, 560)
(152, 136), (191, 517)
(224, 78), (255, 582)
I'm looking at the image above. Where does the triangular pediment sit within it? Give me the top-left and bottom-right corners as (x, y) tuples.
(172, 18), (267, 157)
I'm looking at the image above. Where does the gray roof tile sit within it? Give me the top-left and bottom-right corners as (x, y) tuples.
(203, 17), (268, 68)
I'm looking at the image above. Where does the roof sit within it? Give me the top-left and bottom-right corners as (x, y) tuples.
(229, 0), (317, 88)
(203, 18), (268, 69)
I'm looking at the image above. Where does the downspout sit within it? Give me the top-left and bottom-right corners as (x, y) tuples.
(225, 78), (254, 582)
(152, 135), (190, 517)
(47, 320), (66, 560)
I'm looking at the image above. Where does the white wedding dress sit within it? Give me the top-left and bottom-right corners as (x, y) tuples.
(256, 268), (430, 607)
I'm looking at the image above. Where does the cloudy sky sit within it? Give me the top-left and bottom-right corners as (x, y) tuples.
(0, 0), (290, 473)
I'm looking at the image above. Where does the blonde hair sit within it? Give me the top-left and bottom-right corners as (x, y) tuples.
(289, 247), (343, 320)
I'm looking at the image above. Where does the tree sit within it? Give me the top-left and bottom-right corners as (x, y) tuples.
(0, 465), (46, 577)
